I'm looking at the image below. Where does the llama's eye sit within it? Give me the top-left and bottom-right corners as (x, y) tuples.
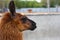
(21, 17), (27, 23)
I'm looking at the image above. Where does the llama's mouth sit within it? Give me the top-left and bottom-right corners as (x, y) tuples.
(30, 25), (36, 31)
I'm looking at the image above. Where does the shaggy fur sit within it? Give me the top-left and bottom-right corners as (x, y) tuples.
(0, 12), (36, 40)
(0, 13), (23, 40)
(0, 0), (36, 40)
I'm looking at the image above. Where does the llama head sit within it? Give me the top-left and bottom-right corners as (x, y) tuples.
(1, 0), (36, 32)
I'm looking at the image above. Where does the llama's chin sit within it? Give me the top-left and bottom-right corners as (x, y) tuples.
(29, 25), (37, 31)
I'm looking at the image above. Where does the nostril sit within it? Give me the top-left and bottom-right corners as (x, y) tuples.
(30, 20), (36, 25)
(32, 21), (36, 25)
(29, 20), (37, 31)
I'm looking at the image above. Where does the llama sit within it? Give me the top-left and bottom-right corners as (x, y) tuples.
(0, 0), (36, 40)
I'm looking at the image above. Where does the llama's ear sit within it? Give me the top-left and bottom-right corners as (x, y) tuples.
(9, 0), (16, 16)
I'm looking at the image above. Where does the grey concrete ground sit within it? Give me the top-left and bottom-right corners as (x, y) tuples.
(23, 15), (60, 40)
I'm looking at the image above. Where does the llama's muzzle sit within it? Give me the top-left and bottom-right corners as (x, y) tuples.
(29, 19), (37, 31)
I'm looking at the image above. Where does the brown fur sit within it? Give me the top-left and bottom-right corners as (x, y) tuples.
(0, 0), (36, 40)
(0, 12), (32, 40)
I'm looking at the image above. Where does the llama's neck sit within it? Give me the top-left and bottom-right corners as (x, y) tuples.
(0, 21), (23, 40)
(1, 20), (19, 32)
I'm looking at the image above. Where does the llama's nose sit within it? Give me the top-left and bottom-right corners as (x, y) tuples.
(29, 20), (36, 31)
(29, 19), (36, 25)
(32, 21), (36, 26)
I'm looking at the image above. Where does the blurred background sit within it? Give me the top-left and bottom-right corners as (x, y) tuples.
(0, 0), (60, 40)
(0, 0), (60, 13)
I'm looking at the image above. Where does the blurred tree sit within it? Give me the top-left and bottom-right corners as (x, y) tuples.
(41, 0), (60, 7)
(0, 0), (10, 8)
(0, 0), (60, 9)
(40, 0), (47, 7)
(14, 0), (42, 8)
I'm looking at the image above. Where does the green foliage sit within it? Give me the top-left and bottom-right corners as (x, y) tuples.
(41, 0), (60, 7)
(1, 0), (60, 8)
(40, 1), (47, 8)
(14, 1), (45, 8)
(50, 1), (56, 7)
